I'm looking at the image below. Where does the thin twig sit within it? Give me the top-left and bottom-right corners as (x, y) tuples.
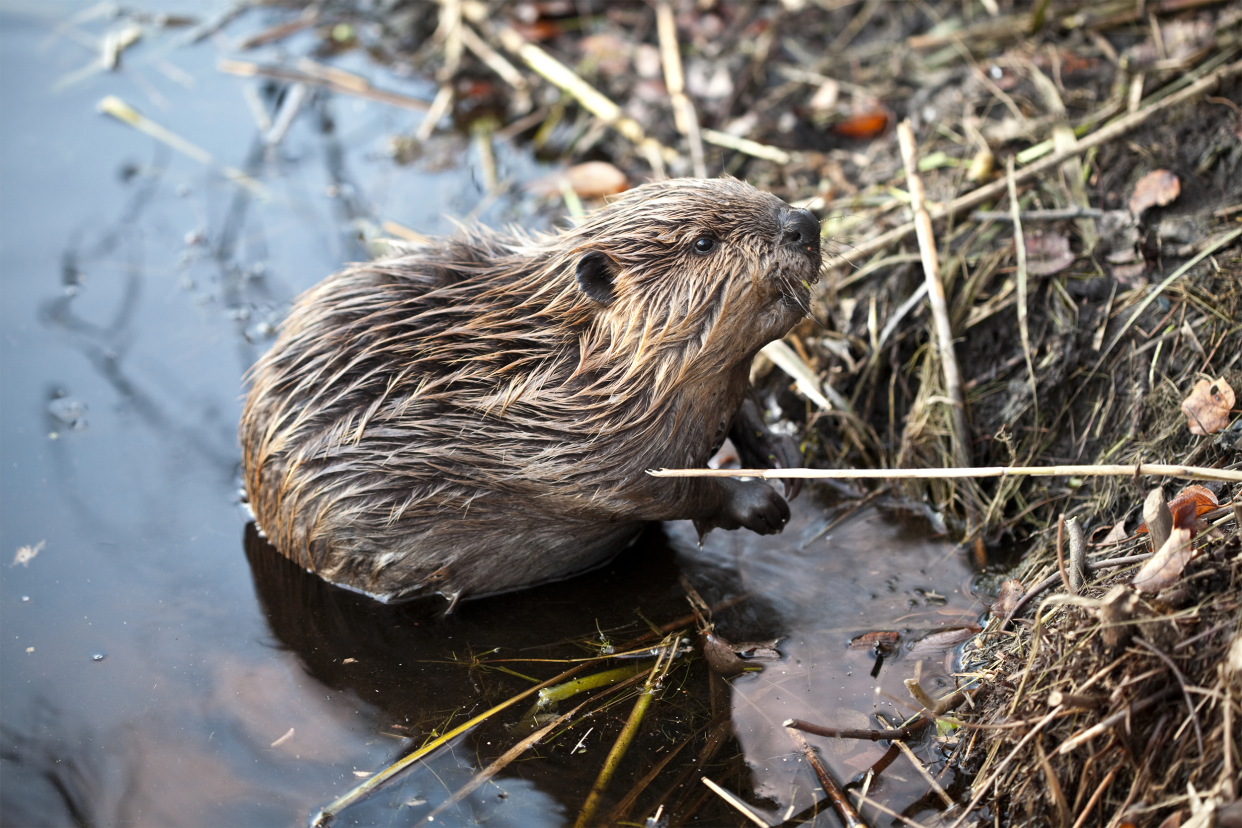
(972, 207), (1105, 221)
(892, 738), (955, 810)
(1070, 766), (1119, 828)
(218, 59), (431, 112)
(656, 0), (706, 178)
(700, 778), (772, 828)
(1135, 638), (1204, 757)
(1056, 688), (1177, 755)
(785, 717), (927, 742)
(700, 129), (792, 164)
(493, 24), (676, 169)
(1008, 156), (1038, 413)
(786, 727), (868, 828)
(897, 120), (972, 476)
(650, 464), (1242, 483)
(821, 59), (1242, 271)
(573, 636), (680, 827)
(947, 707), (1062, 828)
(97, 95), (269, 198)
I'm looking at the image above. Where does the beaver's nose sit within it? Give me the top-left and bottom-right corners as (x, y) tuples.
(781, 208), (821, 253)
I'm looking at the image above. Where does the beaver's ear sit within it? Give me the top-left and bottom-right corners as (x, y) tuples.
(575, 251), (616, 306)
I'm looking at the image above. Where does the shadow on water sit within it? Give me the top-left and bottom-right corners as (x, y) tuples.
(2, 3), (985, 826)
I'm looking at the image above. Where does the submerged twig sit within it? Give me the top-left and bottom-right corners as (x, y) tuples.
(219, 58), (431, 112)
(97, 95), (268, 198)
(572, 635), (680, 828)
(700, 777), (772, 828)
(786, 726), (867, 828)
(785, 717), (926, 742)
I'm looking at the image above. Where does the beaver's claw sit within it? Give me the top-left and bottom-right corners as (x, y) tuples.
(696, 477), (790, 538)
(729, 396), (804, 501)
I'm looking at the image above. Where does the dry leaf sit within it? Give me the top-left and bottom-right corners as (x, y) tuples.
(527, 162), (628, 200)
(1023, 232), (1076, 276)
(830, 110), (889, 140)
(1131, 526), (1193, 592)
(808, 79), (840, 112)
(1110, 260), (1146, 285)
(1169, 484), (1219, 521)
(1182, 377), (1235, 435)
(564, 161), (628, 198)
(848, 630), (900, 652)
(702, 632), (750, 676)
(1098, 522), (1129, 546)
(907, 625), (981, 659)
(991, 578), (1024, 619)
(1128, 169), (1180, 216)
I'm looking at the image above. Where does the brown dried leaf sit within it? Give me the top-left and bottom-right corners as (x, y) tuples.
(1128, 169), (1180, 216)
(1181, 376), (1235, 435)
(1131, 526), (1193, 593)
(830, 110), (889, 141)
(1098, 522), (1129, 546)
(565, 161), (628, 198)
(1170, 484), (1218, 522)
(991, 578), (1024, 618)
(1023, 232), (1075, 276)
(527, 162), (629, 200)
(702, 631), (748, 675)
(703, 632), (780, 675)
(906, 625), (981, 659)
(848, 630), (900, 652)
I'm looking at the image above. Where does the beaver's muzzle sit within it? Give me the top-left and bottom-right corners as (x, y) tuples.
(780, 208), (822, 258)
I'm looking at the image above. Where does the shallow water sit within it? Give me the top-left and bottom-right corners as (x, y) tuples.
(0, 4), (983, 825)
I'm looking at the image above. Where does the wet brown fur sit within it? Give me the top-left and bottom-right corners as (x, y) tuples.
(240, 178), (821, 602)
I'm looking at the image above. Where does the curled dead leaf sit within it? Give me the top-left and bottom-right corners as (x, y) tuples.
(1181, 376), (1235, 435)
(703, 633), (779, 675)
(1098, 521), (1129, 546)
(991, 578), (1024, 619)
(848, 630), (900, 653)
(527, 161), (629, 200)
(564, 162), (628, 198)
(1131, 525), (1194, 593)
(1023, 232), (1076, 276)
(1128, 169), (1180, 216)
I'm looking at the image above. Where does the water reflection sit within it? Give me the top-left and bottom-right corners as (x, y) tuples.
(243, 520), (755, 825)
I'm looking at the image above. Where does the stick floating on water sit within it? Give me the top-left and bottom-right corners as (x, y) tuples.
(649, 464), (1242, 483)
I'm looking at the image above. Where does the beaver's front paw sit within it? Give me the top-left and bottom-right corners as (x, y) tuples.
(697, 478), (790, 536)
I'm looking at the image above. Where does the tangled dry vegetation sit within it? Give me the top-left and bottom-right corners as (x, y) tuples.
(97, 0), (1242, 823)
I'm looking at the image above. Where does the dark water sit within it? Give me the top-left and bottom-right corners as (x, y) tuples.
(0, 4), (983, 825)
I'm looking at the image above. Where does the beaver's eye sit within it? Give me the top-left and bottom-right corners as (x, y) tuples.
(693, 237), (717, 254)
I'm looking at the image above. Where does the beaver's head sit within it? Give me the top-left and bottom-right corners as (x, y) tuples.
(563, 178), (821, 388)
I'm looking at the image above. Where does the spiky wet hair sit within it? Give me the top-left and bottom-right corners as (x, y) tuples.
(240, 177), (818, 597)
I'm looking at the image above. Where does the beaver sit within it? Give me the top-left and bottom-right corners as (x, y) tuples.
(240, 177), (822, 605)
